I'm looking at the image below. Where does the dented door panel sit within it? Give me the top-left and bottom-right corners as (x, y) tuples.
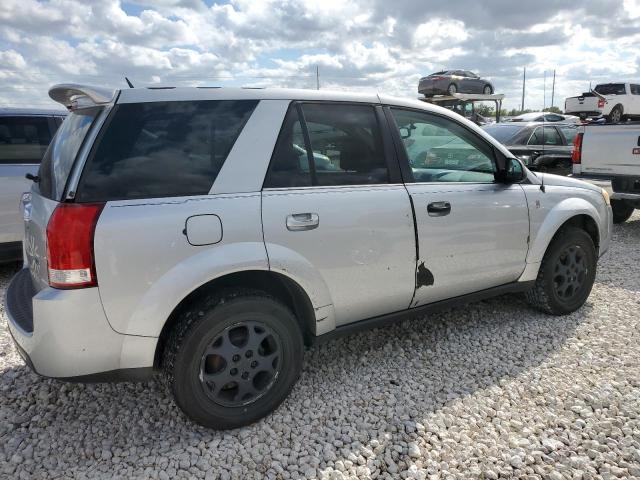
(408, 183), (529, 307)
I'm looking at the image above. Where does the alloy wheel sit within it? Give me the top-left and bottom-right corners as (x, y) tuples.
(553, 245), (588, 300)
(199, 321), (282, 407)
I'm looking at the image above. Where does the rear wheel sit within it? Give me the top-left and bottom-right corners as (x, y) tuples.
(607, 105), (623, 123)
(525, 227), (597, 315)
(447, 83), (458, 95)
(163, 290), (303, 429)
(483, 85), (493, 95)
(611, 199), (635, 224)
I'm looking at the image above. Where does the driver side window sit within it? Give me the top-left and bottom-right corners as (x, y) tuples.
(390, 108), (496, 183)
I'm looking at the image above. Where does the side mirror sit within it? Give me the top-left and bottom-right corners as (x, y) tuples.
(497, 157), (525, 184)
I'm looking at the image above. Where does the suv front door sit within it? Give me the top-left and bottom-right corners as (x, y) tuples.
(262, 102), (416, 326)
(387, 107), (529, 307)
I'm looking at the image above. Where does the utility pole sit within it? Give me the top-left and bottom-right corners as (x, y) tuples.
(543, 71), (547, 111)
(316, 65), (320, 90)
(551, 69), (556, 108)
(521, 67), (526, 112)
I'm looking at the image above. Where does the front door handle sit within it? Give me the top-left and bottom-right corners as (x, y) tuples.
(427, 201), (451, 217)
(286, 213), (319, 231)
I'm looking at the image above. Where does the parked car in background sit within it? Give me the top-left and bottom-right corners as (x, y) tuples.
(483, 122), (578, 175)
(508, 112), (581, 124)
(5, 84), (611, 430)
(572, 122), (640, 223)
(419, 70), (494, 97)
(0, 108), (66, 262)
(565, 83), (640, 123)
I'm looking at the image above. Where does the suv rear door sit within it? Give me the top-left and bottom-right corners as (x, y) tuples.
(261, 102), (416, 327)
(23, 107), (105, 289)
(386, 107), (529, 307)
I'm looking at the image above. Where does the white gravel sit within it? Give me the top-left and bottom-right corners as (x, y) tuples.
(1, 213), (640, 479)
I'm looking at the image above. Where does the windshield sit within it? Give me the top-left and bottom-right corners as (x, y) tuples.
(595, 84), (626, 95)
(482, 124), (523, 144)
(38, 107), (102, 200)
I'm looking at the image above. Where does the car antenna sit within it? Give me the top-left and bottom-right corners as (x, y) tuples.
(125, 77), (134, 88)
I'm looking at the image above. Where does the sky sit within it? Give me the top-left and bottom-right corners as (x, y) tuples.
(1, 0), (640, 111)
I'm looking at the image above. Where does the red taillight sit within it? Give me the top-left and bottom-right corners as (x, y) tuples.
(572, 133), (583, 165)
(46, 203), (105, 289)
(431, 76), (444, 80)
(597, 99), (605, 108)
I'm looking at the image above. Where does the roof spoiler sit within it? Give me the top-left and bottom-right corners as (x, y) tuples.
(49, 84), (117, 110)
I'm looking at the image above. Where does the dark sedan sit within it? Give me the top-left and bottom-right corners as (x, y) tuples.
(419, 70), (494, 97)
(482, 122), (578, 175)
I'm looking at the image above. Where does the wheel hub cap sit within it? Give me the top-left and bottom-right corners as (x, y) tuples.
(553, 245), (588, 300)
(199, 321), (282, 407)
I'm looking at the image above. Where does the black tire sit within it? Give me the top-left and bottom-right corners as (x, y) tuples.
(525, 227), (597, 315)
(483, 85), (493, 95)
(447, 83), (457, 95)
(163, 289), (303, 429)
(611, 199), (635, 224)
(607, 105), (623, 123)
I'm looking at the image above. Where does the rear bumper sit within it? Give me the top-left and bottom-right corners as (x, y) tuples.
(4, 268), (157, 381)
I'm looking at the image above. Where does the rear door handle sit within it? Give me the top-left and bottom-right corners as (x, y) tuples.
(427, 201), (451, 217)
(286, 213), (319, 231)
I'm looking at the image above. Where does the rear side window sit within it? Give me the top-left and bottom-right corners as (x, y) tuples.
(264, 103), (388, 188)
(0, 116), (53, 164)
(594, 84), (626, 95)
(77, 100), (257, 202)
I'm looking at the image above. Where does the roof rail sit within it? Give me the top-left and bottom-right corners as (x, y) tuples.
(49, 84), (117, 109)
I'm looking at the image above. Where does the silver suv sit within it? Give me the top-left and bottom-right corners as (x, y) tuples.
(5, 84), (612, 429)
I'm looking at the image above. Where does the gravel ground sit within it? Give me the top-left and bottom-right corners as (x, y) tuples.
(1, 213), (640, 480)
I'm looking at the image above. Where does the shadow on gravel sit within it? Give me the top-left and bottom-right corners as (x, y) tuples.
(0, 292), (589, 476)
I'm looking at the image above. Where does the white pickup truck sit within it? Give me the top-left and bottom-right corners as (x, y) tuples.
(572, 122), (640, 222)
(565, 83), (640, 123)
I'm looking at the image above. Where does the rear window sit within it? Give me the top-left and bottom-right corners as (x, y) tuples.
(76, 100), (258, 202)
(38, 108), (101, 200)
(0, 116), (54, 164)
(595, 84), (626, 95)
(482, 124), (523, 144)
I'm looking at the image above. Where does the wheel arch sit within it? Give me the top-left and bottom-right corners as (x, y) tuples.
(528, 199), (602, 266)
(608, 103), (624, 120)
(154, 270), (318, 369)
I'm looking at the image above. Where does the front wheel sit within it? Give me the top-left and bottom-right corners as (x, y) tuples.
(447, 83), (457, 95)
(163, 290), (303, 429)
(525, 227), (597, 315)
(483, 85), (493, 95)
(611, 199), (634, 224)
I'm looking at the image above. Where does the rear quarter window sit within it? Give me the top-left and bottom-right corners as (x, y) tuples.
(76, 100), (258, 202)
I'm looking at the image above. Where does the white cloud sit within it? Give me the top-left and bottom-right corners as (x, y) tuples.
(0, 0), (639, 110)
